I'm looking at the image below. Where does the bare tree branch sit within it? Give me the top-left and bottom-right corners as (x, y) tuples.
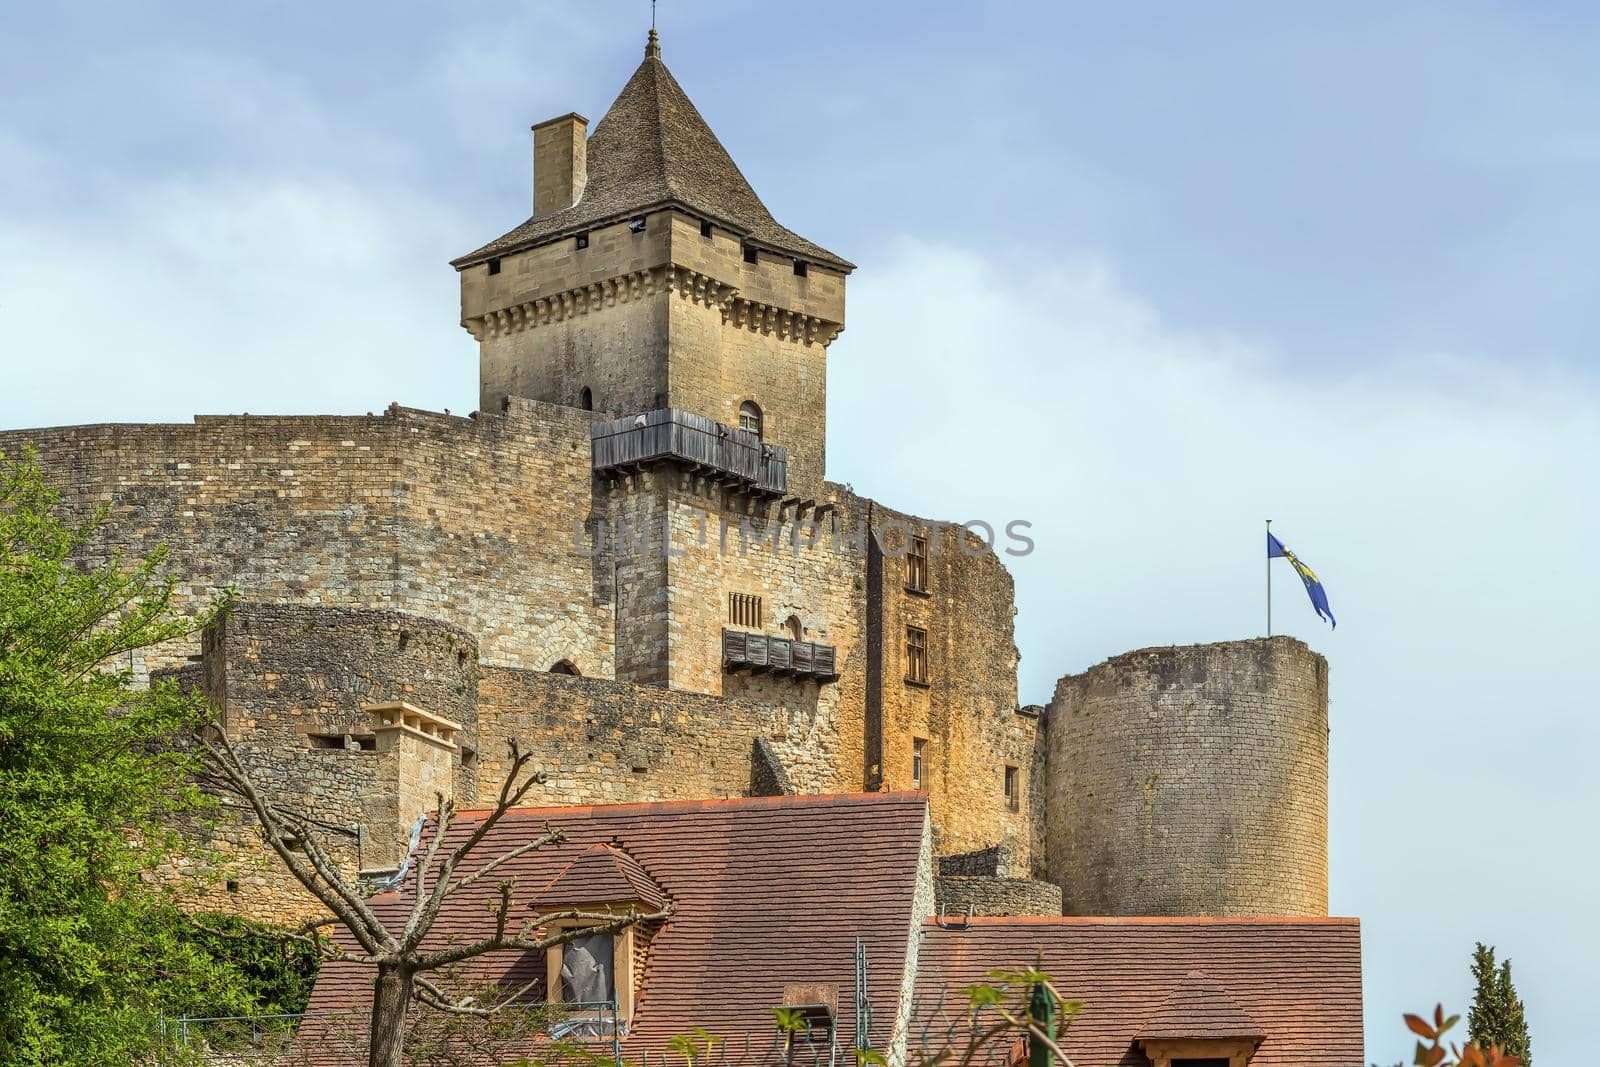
(199, 730), (656, 1067)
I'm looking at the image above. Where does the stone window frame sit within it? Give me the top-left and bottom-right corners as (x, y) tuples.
(905, 625), (929, 686)
(738, 400), (763, 439)
(1003, 764), (1021, 812)
(906, 535), (930, 594)
(912, 737), (927, 791)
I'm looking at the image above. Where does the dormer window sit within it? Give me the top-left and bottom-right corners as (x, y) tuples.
(1136, 971), (1264, 1067)
(536, 843), (670, 1032)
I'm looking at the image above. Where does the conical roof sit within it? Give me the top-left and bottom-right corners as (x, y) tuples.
(453, 33), (852, 271)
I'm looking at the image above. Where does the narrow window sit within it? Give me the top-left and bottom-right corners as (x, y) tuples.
(1004, 765), (1020, 811)
(793, 259), (807, 277)
(487, 257), (502, 276)
(743, 244), (758, 265)
(906, 626), (928, 685)
(549, 659), (581, 676)
(784, 615), (803, 641)
(308, 733), (344, 750)
(907, 535), (929, 593)
(575, 232), (590, 250)
(560, 931), (616, 1004)
(739, 401), (763, 439)
(912, 738), (926, 790)
(628, 216), (646, 234)
(225, 879), (240, 894)
(700, 219), (713, 239)
(353, 735), (377, 752)
(579, 386), (593, 411)
(729, 592), (763, 628)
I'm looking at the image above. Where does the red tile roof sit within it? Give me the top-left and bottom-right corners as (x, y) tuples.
(1134, 970), (1264, 1042)
(299, 792), (929, 1063)
(532, 842), (669, 912)
(914, 917), (1362, 1067)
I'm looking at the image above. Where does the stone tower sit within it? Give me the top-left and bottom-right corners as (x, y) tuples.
(1043, 637), (1330, 917)
(453, 30), (851, 494)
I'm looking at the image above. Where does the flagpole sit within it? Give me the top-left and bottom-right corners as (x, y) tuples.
(1265, 518), (1273, 637)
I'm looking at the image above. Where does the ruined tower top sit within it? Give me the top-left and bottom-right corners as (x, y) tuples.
(455, 34), (851, 491)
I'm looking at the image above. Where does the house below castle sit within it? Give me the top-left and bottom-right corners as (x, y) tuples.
(293, 792), (1363, 1067)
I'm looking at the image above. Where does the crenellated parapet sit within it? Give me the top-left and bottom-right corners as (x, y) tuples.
(465, 264), (841, 348)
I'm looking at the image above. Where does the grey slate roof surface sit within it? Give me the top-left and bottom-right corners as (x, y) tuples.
(452, 35), (853, 272)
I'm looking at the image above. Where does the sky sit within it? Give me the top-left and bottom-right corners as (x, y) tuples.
(2, 1), (1596, 1060)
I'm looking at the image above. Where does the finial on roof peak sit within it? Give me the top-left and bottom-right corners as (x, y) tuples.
(646, 27), (660, 59)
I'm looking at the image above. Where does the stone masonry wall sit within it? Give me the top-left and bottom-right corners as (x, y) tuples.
(869, 503), (1037, 865)
(1044, 637), (1329, 917)
(157, 603), (485, 925)
(4, 389), (1036, 900)
(474, 667), (837, 806)
(934, 876), (1063, 918)
(0, 398), (615, 678)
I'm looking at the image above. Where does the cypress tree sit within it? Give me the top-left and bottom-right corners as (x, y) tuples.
(1467, 942), (1532, 1064)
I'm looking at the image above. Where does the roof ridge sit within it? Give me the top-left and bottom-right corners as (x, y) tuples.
(448, 790), (927, 820)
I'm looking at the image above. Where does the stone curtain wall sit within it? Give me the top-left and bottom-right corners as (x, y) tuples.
(4, 393), (1038, 892)
(1044, 637), (1330, 917)
(473, 668), (838, 806)
(0, 399), (616, 676)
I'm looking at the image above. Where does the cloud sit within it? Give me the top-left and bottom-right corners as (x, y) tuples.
(828, 238), (1598, 1060)
(0, 173), (479, 426)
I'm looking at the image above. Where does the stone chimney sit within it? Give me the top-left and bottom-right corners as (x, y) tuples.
(532, 112), (588, 217)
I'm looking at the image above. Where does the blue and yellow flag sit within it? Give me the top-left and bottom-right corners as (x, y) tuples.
(1268, 532), (1336, 628)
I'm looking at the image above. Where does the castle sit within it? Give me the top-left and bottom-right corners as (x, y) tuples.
(1, 31), (1331, 930)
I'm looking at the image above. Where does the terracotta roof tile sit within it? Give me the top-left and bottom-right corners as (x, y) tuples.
(914, 917), (1362, 1067)
(532, 842), (668, 911)
(452, 38), (852, 272)
(297, 792), (928, 1064)
(1135, 970), (1265, 1042)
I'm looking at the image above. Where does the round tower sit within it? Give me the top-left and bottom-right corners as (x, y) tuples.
(1044, 636), (1328, 917)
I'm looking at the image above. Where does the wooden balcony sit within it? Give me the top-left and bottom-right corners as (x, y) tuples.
(592, 409), (787, 497)
(722, 629), (837, 682)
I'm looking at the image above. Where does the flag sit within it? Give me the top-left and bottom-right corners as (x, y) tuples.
(1268, 532), (1336, 628)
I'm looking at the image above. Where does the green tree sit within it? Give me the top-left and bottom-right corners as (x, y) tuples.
(0, 449), (246, 1064)
(1467, 943), (1532, 1065)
